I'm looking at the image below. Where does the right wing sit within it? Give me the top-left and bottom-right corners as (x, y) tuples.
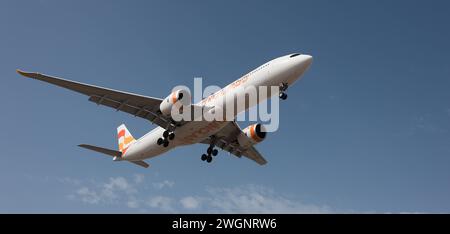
(17, 70), (178, 129)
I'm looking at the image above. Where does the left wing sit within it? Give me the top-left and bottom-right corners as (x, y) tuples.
(200, 121), (267, 165)
(17, 70), (178, 130)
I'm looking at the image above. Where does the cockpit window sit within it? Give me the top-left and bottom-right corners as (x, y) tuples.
(290, 53), (301, 58)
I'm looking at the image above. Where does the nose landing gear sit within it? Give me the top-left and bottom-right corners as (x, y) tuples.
(157, 130), (175, 147)
(201, 144), (218, 163)
(279, 82), (288, 100)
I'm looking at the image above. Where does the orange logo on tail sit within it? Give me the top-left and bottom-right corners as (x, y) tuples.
(117, 124), (136, 155)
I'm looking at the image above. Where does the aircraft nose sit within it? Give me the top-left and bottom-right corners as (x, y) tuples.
(291, 54), (313, 73)
(299, 54), (313, 67)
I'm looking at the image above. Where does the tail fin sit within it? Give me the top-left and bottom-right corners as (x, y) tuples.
(117, 124), (136, 154)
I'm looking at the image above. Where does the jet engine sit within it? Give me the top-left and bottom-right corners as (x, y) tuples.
(237, 123), (267, 148)
(159, 89), (191, 116)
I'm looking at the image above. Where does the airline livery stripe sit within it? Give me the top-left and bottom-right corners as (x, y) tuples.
(171, 92), (177, 104)
(249, 124), (262, 142)
(122, 146), (130, 155)
(118, 129), (125, 139)
(249, 124), (257, 141)
(118, 137), (135, 150)
(124, 136), (135, 144)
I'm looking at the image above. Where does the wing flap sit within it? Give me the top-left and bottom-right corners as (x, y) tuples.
(87, 95), (161, 123)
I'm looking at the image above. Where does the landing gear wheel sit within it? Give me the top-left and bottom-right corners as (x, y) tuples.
(168, 132), (175, 140)
(157, 138), (164, 145)
(163, 130), (169, 138)
(279, 92), (288, 100)
(207, 147), (213, 155)
(163, 140), (169, 147)
(201, 154), (207, 161)
(212, 149), (218, 156)
(206, 156), (213, 163)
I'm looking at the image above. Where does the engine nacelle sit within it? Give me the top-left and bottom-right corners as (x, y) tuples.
(237, 123), (267, 148)
(159, 89), (191, 116)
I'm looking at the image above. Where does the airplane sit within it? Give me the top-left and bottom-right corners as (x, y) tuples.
(17, 53), (313, 168)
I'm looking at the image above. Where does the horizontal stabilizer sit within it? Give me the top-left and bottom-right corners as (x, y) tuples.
(130, 160), (150, 168)
(78, 144), (122, 157)
(78, 144), (149, 168)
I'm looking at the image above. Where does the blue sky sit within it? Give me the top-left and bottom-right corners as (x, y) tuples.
(1, 0), (450, 213)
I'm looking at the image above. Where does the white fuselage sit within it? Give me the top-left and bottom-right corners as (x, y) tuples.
(123, 54), (313, 161)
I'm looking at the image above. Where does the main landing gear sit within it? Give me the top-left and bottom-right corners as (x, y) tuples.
(201, 144), (218, 163)
(279, 82), (288, 100)
(157, 130), (175, 147)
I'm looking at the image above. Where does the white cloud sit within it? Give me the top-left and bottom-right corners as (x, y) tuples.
(134, 174), (145, 184)
(76, 187), (101, 204)
(104, 177), (133, 192)
(126, 197), (140, 209)
(410, 114), (449, 135)
(58, 177), (82, 186)
(153, 180), (175, 190)
(147, 196), (174, 212)
(66, 175), (176, 211)
(180, 196), (201, 210)
(73, 176), (137, 205)
(177, 185), (330, 213)
(203, 185), (330, 214)
(64, 175), (330, 213)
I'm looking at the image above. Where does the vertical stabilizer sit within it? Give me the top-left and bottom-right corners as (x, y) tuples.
(117, 124), (136, 154)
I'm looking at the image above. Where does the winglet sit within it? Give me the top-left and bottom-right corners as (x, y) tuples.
(16, 69), (38, 79)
